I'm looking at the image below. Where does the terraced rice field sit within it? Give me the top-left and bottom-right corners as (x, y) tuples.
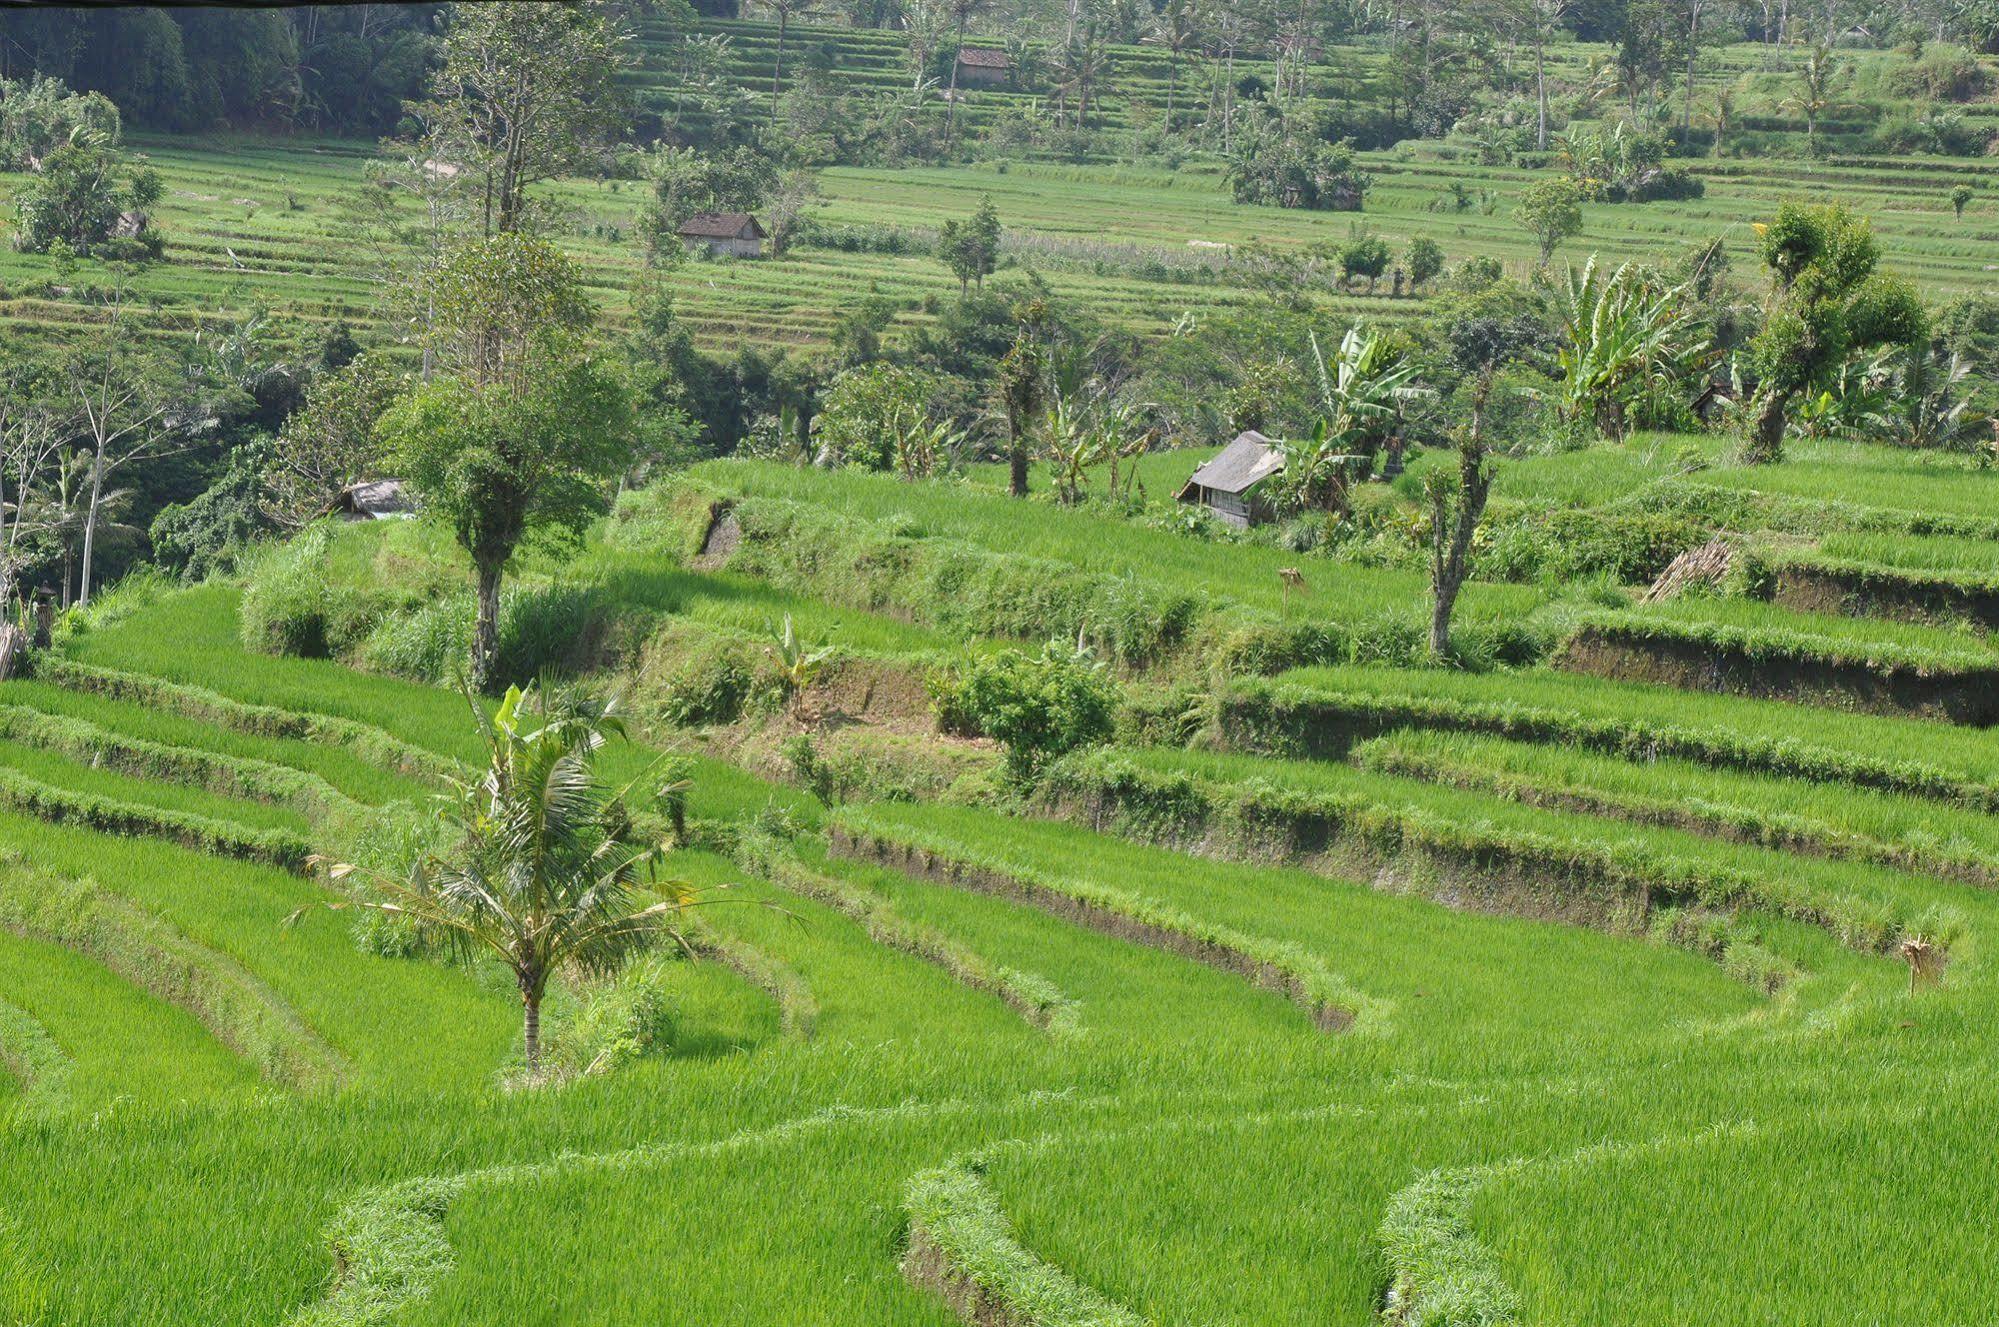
(5, 424), (1999, 1322)
(4, 24), (1999, 357)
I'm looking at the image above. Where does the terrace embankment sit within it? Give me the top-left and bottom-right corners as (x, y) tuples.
(1198, 671), (1999, 812)
(1763, 561), (1999, 632)
(828, 822), (1357, 1033)
(1556, 621), (1999, 725)
(1039, 749), (1938, 988)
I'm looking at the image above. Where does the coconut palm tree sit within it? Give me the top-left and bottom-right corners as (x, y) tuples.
(1145, 0), (1202, 127)
(940, 0), (995, 135)
(317, 686), (700, 1074)
(1783, 43), (1839, 154)
(751, 0), (821, 119)
(1702, 84), (1735, 158)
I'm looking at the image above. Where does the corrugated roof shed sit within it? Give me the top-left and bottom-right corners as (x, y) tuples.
(956, 46), (1013, 69)
(1178, 431), (1287, 498)
(332, 479), (412, 521)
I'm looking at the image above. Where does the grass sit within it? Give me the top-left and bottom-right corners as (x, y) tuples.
(1246, 663), (1999, 796)
(674, 460), (1553, 668)
(1575, 595), (1999, 670)
(0, 928), (256, 1112)
(1812, 531), (1999, 576)
(5, 562), (1999, 1324)
(1358, 728), (1999, 886)
(0, 735), (312, 835)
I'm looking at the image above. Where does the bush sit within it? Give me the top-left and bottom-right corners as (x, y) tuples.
(240, 524), (335, 657)
(638, 625), (764, 727)
(362, 582), (611, 687)
(550, 956), (678, 1076)
(934, 643), (1116, 784)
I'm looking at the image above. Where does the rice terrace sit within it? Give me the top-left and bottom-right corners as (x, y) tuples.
(6, 1), (1999, 1323)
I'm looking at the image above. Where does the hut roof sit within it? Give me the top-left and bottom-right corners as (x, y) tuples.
(955, 46), (1013, 69)
(1178, 431), (1287, 499)
(332, 479), (412, 520)
(677, 211), (767, 240)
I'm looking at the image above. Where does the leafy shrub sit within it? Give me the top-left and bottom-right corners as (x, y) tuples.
(363, 583), (610, 687)
(639, 626), (763, 726)
(934, 644), (1116, 783)
(550, 956), (678, 1076)
(240, 524), (336, 657)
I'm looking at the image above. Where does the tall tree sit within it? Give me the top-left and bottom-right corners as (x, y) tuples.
(411, 2), (630, 238)
(1784, 42), (1839, 154)
(1743, 202), (1926, 463)
(379, 234), (635, 690)
(749, 0), (819, 119)
(1426, 313), (1532, 658)
(996, 323), (1045, 498)
(941, 0), (995, 135)
(1526, 0), (1571, 151)
(61, 304), (186, 606)
(1677, 0), (1709, 140)
(1145, 0), (1201, 126)
(0, 369), (64, 628)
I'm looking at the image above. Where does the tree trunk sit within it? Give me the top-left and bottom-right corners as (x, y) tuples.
(78, 443), (105, 607)
(1682, 5), (1699, 138)
(1428, 384), (1494, 659)
(945, 17), (965, 134)
(1535, 32), (1549, 151)
(1746, 389), (1789, 464)
(773, 10), (788, 118)
(472, 557), (503, 693)
(522, 982), (542, 1074)
(1009, 441), (1028, 497)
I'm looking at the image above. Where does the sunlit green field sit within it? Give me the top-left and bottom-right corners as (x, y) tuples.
(5, 421), (1999, 1323)
(5, 24), (1999, 361)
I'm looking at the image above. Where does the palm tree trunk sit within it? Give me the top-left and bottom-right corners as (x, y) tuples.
(945, 16), (965, 134)
(772, 9), (788, 119)
(522, 986), (542, 1073)
(472, 557), (503, 693)
(1681, 4), (1700, 138)
(1535, 31), (1548, 151)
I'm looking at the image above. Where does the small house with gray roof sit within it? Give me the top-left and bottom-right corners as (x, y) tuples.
(1175, 430), (1287, 528)
(954, 46), (1014, 86)
(677, 211), (767, 259)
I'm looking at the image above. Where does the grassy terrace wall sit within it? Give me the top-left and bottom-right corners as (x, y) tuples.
(619, 463), (1552, 674)
(1555, 603), (1999, 725)
(1043, 747), (1960, 967)
(1178, 665), (1999, 811)
(1748, 550), (1999, 632)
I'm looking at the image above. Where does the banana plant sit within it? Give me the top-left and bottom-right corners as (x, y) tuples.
(765, 612), (836, 712)
(1555, 257), (1714, 440)
(1307, 325), (1425, 467)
